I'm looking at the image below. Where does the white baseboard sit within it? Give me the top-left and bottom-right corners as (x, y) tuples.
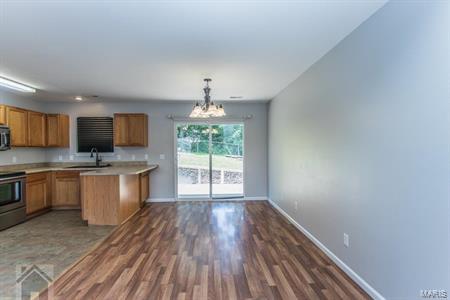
(243, 196), (268, 201)
(147, 198), (175, 203)
(146, 196), (268, 203)
(267, 198), (385, 300)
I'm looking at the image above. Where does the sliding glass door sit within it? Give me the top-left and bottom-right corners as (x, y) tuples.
(211, 124), (244, 198)
(176, 122), (244, 199)
(176, 123), (210, 197)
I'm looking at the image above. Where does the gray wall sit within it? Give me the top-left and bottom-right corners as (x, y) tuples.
(43, 101), (268, 200)
(0, 90), (47, 165)
(268, 1), (449, 299)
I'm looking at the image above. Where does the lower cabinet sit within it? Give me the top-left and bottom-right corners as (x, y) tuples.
(140, 171), (150, 206)
(52, 171), (80, 208)
(26, 172), (51, 215)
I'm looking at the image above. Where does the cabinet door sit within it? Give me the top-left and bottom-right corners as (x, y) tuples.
(140, 172), (150, 204)
(45, 172), (52, 208)
(46, 114), (69, 147)
(0, 105), (5, 125)
(59, 114), (70, 147)
(53, 171), (80, 207)
(7, 107), (28, 146)
(26, 173), (48, 214)
(128, 115), (148, 146)
(46, 114), (59, 146)
(28, 111), (46, 146)
(114, 114), (129, 146)
(26, 181), (46, 214)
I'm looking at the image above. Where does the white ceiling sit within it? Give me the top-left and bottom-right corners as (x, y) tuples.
(0, 0), (386, 102)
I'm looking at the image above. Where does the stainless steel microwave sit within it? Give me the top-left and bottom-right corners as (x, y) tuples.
(0, 126), (11, 151)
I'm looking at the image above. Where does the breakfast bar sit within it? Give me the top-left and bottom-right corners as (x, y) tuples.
(80, 165), (158, 225)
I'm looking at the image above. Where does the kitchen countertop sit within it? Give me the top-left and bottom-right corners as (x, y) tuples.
(21, 164), (158, 176)
(24, 167), (62, 174)
(79, 165), (158, 176)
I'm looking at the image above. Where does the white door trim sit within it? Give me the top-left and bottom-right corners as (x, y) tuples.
(173, 120), (245, 201)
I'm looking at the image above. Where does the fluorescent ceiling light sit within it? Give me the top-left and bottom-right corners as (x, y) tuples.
(0, 77), (36, 93)
(75, 96), (83, 101)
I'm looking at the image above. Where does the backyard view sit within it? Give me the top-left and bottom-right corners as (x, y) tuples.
(177, 123), (244, 197)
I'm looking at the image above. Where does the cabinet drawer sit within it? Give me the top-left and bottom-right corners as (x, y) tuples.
(54, 171), (80, 178)
(27, 172), (48, 183)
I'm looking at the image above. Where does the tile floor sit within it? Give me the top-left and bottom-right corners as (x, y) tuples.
(0, 211), (113, 299)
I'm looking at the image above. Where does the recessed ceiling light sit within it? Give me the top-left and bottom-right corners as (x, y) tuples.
(230, 96), (243, 99)
(75, 96), (83, 101)
(0, 77), (36, 93)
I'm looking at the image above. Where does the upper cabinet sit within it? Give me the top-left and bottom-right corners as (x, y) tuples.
(0, 105), (6, 125)
(113, 114), (129, 146)
(28, 111), (46, 147)
(6, 106), (28, 146)
(47, 114), (69, 147)
(2, 104), (69, 148)
(114, 113), (148, 147)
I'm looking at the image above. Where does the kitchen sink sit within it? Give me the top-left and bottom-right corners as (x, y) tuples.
(65, 164), (112, 169)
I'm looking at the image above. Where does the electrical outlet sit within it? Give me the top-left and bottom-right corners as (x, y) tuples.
(117, 154), (121, 160)
(12, 156), (17, 163)
(159, 154), (165, 160)
(144, 154), (149, 160)
(131, 154), (136, 161)
(69, 155), (74, 161)
(58, 155), (63, 161)
(344, 233), (350, 248)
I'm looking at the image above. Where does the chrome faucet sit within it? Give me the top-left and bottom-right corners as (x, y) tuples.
(90, 147), (102, 167)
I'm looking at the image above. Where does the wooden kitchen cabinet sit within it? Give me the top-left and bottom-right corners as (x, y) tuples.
(140, 171), (150, 206)
(114, 113), (148, 147)
(0, 105), (5, 125)
(26, 172), (51, 215)
(28, 111), (46, 146)
(52, 171), (80, 208)
(113, 114), (129, 146)
(6, 106), (28, 146)
(46, 114), (69, 147)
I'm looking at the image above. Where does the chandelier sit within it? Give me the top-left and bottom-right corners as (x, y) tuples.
(189, 78), (226, 118)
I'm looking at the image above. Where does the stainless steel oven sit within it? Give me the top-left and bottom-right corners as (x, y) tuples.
(0, 171), (26, 230)
(0, 125), (11, 151)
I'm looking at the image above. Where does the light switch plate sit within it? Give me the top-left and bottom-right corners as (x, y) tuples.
(58, 155), (63, 161)
(159, 154), (165, 160)
(116, 154), (121, 160)
(344, 233), (350, 248)
(69, 155), (74, 161)
(131, 154), (136, 161)
(144, 154), (149, 160)
(12, 156), (17, 163)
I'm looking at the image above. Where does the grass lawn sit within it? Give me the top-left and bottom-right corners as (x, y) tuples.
(178, 152), (243, 171)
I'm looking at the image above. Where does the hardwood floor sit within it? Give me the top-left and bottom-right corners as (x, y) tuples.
(39, 201), (370, 299)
